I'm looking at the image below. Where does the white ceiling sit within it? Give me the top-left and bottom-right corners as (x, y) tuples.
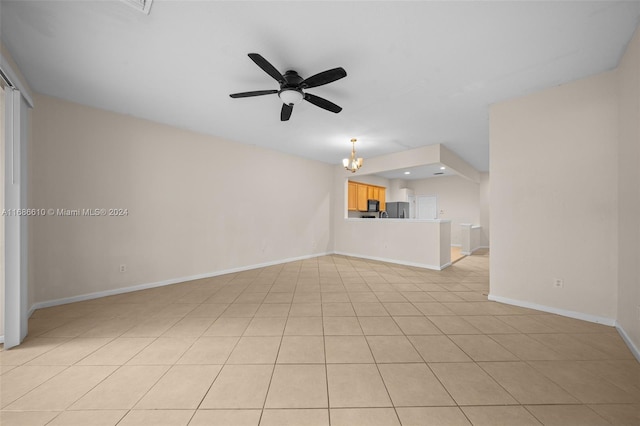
(2, 1), (639, 172)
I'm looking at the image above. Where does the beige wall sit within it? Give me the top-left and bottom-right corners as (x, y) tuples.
(386, 179), (407, 203)
(30, 95), (334, 304)
(334, 217), (451, 270)
(490, 71), (619, 321)
(407, 175), (481, 246)
(348, 174), (390, 189)
(479, 172), (490, 247)
(440, 145), (480, 183)
(617, 28), (640, 349)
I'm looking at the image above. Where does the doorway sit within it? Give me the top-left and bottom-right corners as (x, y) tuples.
(416, 195), (437, 220)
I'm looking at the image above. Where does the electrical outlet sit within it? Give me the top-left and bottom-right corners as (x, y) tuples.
(553, 278), (563, 288)
(119, 264), (127, 273)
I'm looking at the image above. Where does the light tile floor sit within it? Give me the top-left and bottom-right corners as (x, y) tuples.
(1, 253), (639, 425)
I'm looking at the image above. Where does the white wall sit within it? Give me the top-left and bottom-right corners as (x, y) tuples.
(617, 28), (640, 352)
(30, 95), (334, 304)
(407, 175), (481, 246)
(490, 71), (619, 322)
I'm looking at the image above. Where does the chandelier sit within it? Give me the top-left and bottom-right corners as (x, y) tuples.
(342, 138), (363, 173)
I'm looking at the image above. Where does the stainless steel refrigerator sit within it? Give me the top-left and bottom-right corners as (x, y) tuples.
(386, 201), (410, 218)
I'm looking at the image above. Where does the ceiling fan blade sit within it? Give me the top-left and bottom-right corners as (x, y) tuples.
(248, 53), (285, 84)
(281, 103), (293, 121)
(302, 67), (347, 88)
(304, 93), (342, 113)
(229, 90), (278, 98)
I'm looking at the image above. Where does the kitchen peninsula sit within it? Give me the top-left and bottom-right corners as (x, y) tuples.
(336, 217), (452, 270)
(339, 178), (451, 270)
(334, 144), (479, 271)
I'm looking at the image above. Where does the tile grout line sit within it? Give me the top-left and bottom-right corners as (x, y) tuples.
(10, 253), (639, 424)
(256, 263), (300, 424)
(322, 265), (332, 426)
(354, 270), (404, 426)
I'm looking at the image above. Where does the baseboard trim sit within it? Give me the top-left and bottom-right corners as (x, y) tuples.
(615, 322), (640, 362)
(28, 252), (332, 314)
(487, 294), (616, 326)
(333, 251), (448, 271)
(461, 246), (490, 256)
(25, 249), (636, 360)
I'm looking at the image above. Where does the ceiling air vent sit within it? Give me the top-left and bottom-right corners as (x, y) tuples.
(121, 0), (153, 15)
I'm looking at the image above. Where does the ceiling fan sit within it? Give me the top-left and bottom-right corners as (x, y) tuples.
(229, 53), (347, 121)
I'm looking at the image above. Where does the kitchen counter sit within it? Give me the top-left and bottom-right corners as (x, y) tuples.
(334, 218), (452, 270)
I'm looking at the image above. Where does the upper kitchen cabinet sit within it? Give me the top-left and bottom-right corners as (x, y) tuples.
(367, 186), (378, 201)
(348, 181), (386, 211)
(348, 181), (358, 211)
(357, 183), (368, 211)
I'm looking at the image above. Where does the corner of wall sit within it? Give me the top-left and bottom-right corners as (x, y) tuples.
(439, 145), (480, 183)
(479, 172), (490, 248)
(616, 25), (640, 356)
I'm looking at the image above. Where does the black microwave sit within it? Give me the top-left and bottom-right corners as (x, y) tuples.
(367, 199), (380, 212)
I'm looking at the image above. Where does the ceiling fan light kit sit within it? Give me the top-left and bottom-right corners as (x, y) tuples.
(278, 89), (303, 105)
(230, 53), (346, 121)
(230, 53), (357, 170)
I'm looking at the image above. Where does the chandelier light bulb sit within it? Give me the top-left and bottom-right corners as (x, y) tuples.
(343, 138), (363, 173)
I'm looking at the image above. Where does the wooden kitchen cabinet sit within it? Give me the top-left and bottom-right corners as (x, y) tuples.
(348, 181), (387, 212)
(348, 181), (357, 211)
(367, 186), (379, 201)
(356, 184), (368, 211)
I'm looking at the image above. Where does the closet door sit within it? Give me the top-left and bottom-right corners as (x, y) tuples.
(416, 195), (437, 220)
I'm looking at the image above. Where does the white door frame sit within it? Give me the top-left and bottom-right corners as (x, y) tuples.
(3, 87), (28, 348)
(1, 52), (33, 349)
